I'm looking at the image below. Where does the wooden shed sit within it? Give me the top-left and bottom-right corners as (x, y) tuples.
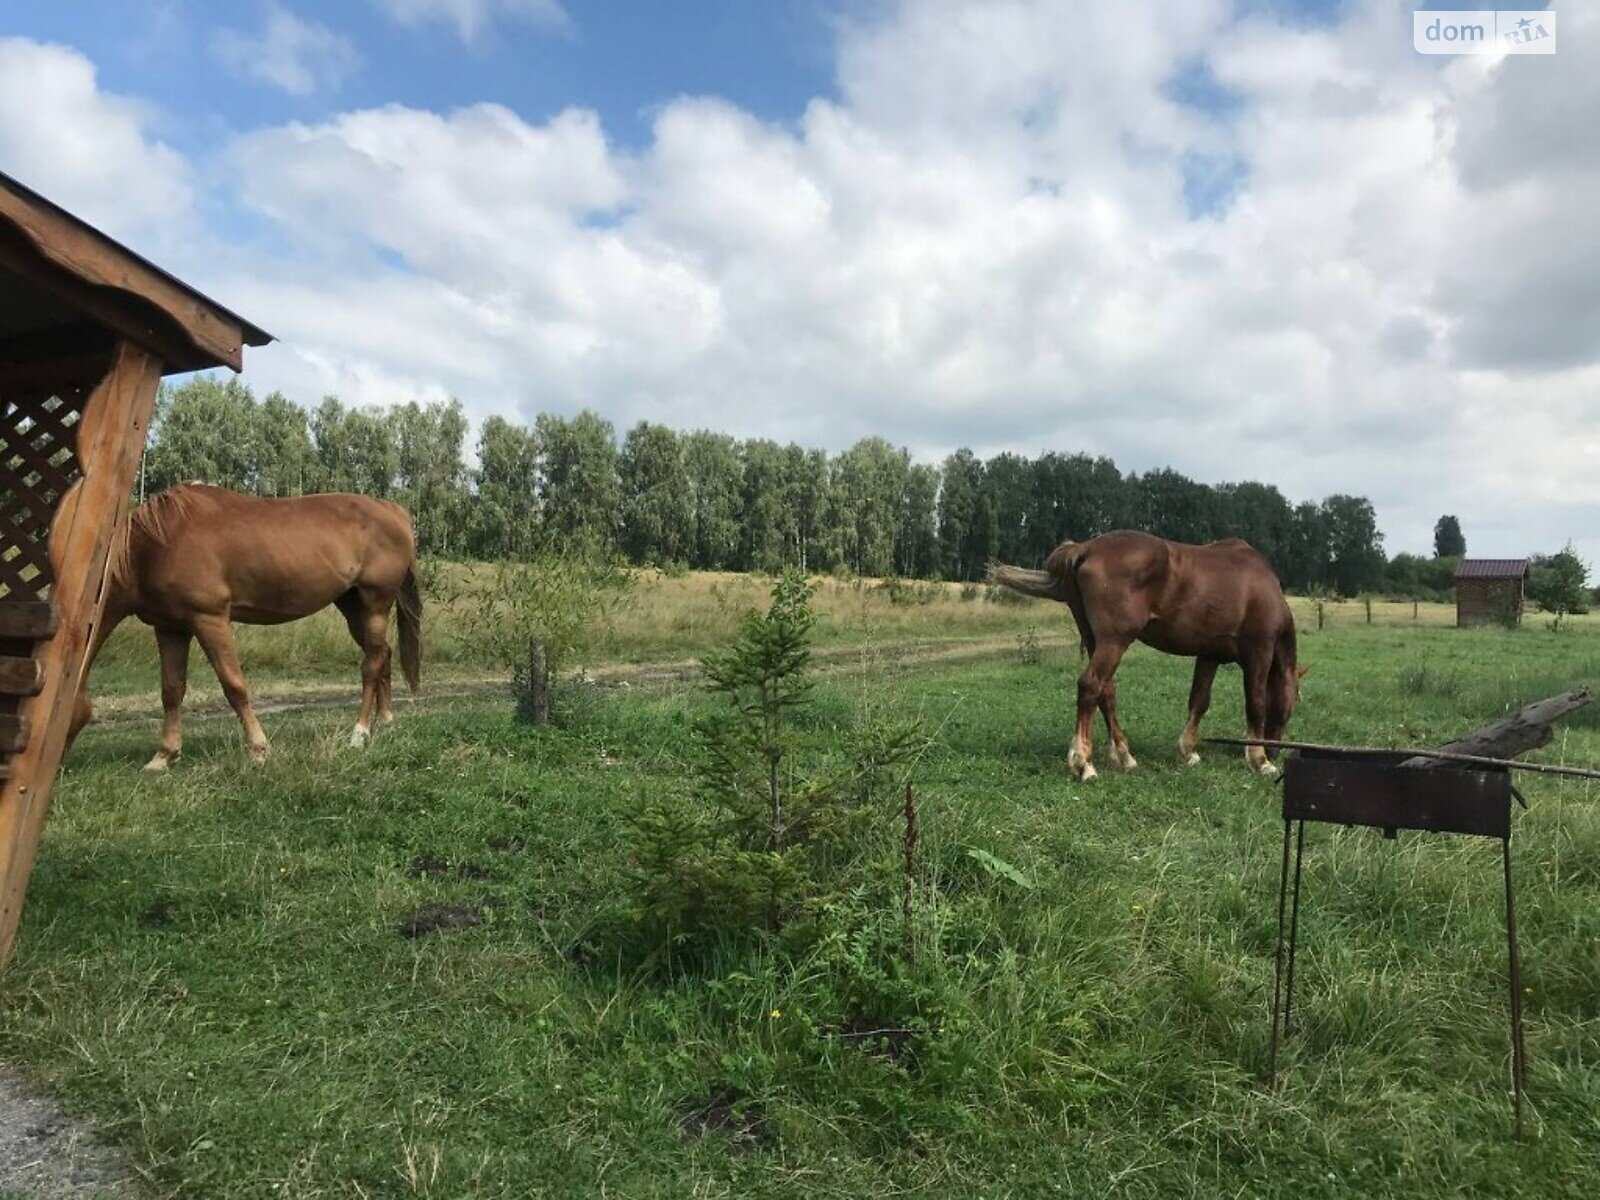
(1454, 559), (1530, 628)
(0, 171), (270, 965)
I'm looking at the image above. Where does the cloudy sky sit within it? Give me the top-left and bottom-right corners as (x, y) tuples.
(0, 1), (1590, 560)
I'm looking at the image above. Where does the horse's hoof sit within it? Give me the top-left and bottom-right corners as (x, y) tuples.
(1182, 751), (1201, 767)
(248, 744), (270, 765)
(1067, 757), (1098, 781)
(1111, 747), (1138, 770)
(143, 754), (172, 773)
(350, 725), (370, 749)
(1254, 760), (1278, 778)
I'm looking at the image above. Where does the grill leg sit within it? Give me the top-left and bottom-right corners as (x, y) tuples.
(1503, 836), (1526, 1138)
(1284, 820), (1306, 1036)
(1270, 819), (1292, 1085)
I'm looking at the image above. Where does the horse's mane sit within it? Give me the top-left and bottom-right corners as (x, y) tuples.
(108, 483), (211, 587)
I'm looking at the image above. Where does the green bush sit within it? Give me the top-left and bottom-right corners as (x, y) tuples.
(444, 548), (633, 720)
(627, 570), (927, 939)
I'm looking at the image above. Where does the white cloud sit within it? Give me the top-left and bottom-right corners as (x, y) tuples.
(207, 0), (1600, 563)
(376, 0), (569, 44)
(211, 4), (360, 96)
(13, 2), (1598, 563)
(0, 37), (191, 243)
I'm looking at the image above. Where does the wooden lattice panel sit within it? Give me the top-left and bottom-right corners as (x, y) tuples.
(0, 384), (88, 601)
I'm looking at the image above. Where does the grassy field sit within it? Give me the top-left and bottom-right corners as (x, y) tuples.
(79, 562), (1598, 707)
(5, 575), (1600, 1197)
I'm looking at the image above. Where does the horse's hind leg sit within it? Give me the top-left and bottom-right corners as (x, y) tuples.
(144, 627), (192, 772)
(1071, 641), (1127, 781)
(1178, 657), (1219, 766)
(1099, 677), (1137, 770)
(348, 595), (392, 748)
(192, 614), (270, 764)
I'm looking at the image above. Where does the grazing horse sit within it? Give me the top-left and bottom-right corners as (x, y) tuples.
(70, 484), (422, 768)
(991, 531), (1305, 779)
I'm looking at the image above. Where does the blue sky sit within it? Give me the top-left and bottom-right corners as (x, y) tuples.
(6, 0), (1383, 155)
(9, 1), (846, 154)
(0, 1), (1592, 561)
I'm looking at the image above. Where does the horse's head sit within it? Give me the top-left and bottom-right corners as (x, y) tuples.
(1266, 662), (1310, 743)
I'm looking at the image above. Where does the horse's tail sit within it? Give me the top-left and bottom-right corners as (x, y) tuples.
(987, 541), (1085, 602)
(397, 564), (423, 693)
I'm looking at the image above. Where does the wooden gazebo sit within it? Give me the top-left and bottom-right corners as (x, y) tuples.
(0, 171), (270, 965)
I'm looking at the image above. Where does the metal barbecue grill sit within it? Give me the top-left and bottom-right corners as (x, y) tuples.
(1267, 747), (1526, 1134)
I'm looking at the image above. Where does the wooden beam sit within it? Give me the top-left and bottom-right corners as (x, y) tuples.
(0, 603), (57, 641)
(0, 186), (249, 371)
(0, 350), (114, 395)
(0, 320), (114, 366)
(0, 657), (42, 697)
(0, 339), (162, 966)
(0, 230), (215, 374)
(0, 715), (27, 754)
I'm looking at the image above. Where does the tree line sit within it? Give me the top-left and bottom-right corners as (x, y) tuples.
(145, 377), (1418, 593)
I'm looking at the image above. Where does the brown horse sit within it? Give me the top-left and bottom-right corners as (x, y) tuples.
(71, 484), (422, 768)
(991, 531), (1305, 779)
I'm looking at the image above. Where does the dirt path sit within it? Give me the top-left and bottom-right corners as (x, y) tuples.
(83, 632), (1069, 730)
(0, 1067), (142, 1197)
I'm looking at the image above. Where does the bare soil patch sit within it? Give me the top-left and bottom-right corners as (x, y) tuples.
(0, 1067), (142, 1198)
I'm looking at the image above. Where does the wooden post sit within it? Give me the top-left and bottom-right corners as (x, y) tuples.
(901, 781), (918, 954)
(527, 638), (550, 725)
(0, 340), (162, 965)
(1364, 595), (1372, 624)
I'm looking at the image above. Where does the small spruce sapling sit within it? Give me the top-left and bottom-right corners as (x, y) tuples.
(627, 569), (927, 939)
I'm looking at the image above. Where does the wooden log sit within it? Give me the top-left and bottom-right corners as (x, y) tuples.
(1401, 688), (1593, 769)
(1206, 737), (1600, 782)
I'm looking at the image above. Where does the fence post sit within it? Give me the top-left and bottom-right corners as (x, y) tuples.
(528, 638), (550, 725)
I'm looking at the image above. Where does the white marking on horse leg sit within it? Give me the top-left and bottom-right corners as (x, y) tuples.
(143, 751), (173, 773)
(248, 738), (270, 765)
(350, 723), (370, 749)
(1110, 742), (1138, 770)
(1245, 745), (1276, 776)
(1068, 743), (1099, 781)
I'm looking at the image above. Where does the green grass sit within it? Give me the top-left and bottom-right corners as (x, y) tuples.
(6, 616), (1600, 1197)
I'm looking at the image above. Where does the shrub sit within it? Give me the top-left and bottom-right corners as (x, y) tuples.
(876, 576), (942, 607)
(448, 549), (634, 720)
(627, 569), (928, 939)
(1530, 544), (1590, 630)
(1016, 627), (1042, 666)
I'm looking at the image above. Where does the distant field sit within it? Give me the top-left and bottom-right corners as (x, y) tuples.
(8, 594), (1600, 1197)
(80, 563), (1593, 707)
